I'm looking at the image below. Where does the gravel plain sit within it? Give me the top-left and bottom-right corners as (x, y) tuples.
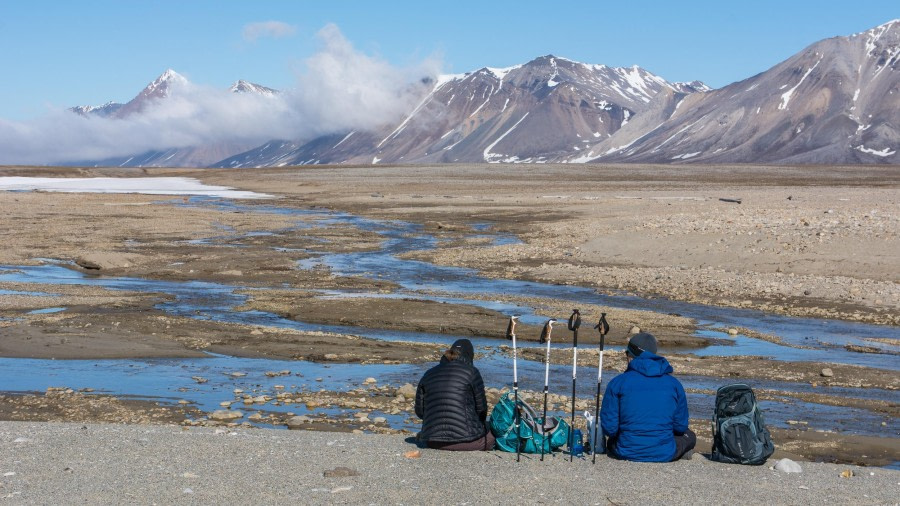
(2, 421), (898, 504)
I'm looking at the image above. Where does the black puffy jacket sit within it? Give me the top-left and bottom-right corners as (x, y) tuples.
(415, 339), (488, 443)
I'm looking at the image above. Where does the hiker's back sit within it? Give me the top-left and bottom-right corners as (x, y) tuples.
(604, 367), (684, 461)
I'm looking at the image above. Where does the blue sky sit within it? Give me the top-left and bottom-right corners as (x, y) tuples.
(0, 0), (897, 121)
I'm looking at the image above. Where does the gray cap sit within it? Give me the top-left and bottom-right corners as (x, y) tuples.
(626, 332), (658, 357)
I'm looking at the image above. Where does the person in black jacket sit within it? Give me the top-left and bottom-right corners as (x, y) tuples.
(414, 338), (495, 451)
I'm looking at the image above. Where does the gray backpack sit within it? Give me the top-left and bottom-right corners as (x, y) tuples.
(711, 384), (775, 465)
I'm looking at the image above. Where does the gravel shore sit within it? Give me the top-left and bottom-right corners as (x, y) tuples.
(2, 421), (897, 504)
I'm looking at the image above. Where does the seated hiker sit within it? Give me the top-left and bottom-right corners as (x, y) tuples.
(600, 332), (696, 462)
(414, 338), (495, 451)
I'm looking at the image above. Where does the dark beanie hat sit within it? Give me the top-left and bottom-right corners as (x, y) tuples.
(626, 332), (658, 357)
(451, 338), (475, 363)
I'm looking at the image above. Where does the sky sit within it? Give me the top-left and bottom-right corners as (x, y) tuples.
(0, 1), (896, 163)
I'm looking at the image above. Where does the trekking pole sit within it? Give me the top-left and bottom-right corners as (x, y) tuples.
(539, 318), (556, 461)
(507, 315), (522, 462)
(592, 313), (610, 464)
(567, 308), (581, 461)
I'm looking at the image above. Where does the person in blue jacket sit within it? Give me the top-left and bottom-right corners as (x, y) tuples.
(600, 332), (696, 462)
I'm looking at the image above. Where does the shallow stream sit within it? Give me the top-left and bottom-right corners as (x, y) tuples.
(1, 197), (897, 439)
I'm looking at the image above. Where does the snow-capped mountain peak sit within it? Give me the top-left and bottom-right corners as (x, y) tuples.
(229, 80), (278, 96)
(143, 69), (188, 98)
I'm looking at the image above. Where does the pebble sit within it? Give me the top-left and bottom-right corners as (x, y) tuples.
(373, 417), (387, 424)
(629, 326), (641, 334)
(727, 328), (739, 335)
(323, 467), (359, 478)
(219, 401), (232, 407)
(363, 377), (377, 385)
(403, 450), (421, 459)
(820, 368), (834, 378)
(774, 458), (802, 473)
(840, 469), (855, 478)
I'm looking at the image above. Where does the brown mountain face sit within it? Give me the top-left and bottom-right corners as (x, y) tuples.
(218, 56), (701, 167)
(70, 20), (900, 168)
(581, 20), (900, 164)
(220, 22), (898, 167)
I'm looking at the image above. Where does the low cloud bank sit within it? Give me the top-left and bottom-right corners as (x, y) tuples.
(0, 24), (441, 165)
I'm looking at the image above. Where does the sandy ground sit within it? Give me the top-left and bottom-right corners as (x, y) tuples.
(3, 422), (898, 504)
(0, 164), (897, 468)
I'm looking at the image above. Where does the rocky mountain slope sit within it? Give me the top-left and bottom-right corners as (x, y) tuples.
(70, 71), (272, 167)
(586, 19), (900, 164)
(68, 20), (899, 167)
(217, 56), (709, 167)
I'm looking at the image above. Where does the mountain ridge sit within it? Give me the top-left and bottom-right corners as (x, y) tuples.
(66, 20), (899, 167)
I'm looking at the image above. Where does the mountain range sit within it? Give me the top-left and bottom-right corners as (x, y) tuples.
(70, 19), (899, 167)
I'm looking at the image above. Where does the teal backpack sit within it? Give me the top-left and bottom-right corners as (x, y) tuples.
(490, 391), (570, 453)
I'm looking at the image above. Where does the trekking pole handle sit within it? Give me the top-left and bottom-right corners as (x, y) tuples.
(544, 337), (551, 387)
(572, 342), (577, 379)
(596, 313), (608, 381)
(597, 338), (604, 381)
(512, 333), (518, 387)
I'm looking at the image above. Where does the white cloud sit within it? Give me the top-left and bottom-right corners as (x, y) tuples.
(0, 24), (442, 165)
(242, 21), (297, 42)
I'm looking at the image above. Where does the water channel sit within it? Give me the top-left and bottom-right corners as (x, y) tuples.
(1, 196), (897, 440)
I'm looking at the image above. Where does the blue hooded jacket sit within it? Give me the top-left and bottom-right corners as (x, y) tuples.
(600, 352), (689, 462)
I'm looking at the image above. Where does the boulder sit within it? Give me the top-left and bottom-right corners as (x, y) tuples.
(286, 415), (311, 429)
(209, 410), (243, 421)
(397, 383), (416, 398)
(774, 458), (802, 473)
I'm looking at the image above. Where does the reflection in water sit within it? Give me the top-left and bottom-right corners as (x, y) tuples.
(1, 197), (897, 439)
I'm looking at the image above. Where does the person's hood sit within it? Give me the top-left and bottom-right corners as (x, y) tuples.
(440, 338), (475, 365)
(626, 352), (673, 377)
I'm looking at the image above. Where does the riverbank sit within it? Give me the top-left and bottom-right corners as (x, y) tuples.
(0, 164), (897, 469)
(1, 421), (896, 504)
(3, 385), (897, 468)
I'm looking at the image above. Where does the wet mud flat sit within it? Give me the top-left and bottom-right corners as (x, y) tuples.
(0, 165), (898, 468)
